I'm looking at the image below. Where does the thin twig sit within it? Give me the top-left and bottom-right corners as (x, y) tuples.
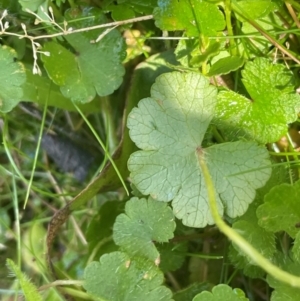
(0, 9), (153, 74)
(285, 2), (300, 29)
(0, 10), (153, 41)
(232, 3), (300, 65)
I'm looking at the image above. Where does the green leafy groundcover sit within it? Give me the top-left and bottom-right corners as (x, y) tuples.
(127, 71), (271, 228)
(84, 197), (176, 300)
(3, 1), (300, 301)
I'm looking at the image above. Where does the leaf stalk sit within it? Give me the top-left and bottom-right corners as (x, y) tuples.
(198, 149), (300, 288)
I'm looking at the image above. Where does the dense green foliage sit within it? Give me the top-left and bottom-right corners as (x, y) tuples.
(1, 0), (300, 300)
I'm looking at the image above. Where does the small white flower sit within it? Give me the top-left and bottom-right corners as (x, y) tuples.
(33, 64), (41, 75)
(41, 51), (50, 56)
(34, 41), (41, 48)
(21, 23), (28, 35)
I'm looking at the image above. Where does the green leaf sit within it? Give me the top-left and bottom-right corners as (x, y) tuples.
(0, 45), (26, 113)
(87, 201), (125, 243)
(257, 180), (300, 238)
(229, 171), (283, 278)
(53, 0), (65, 7)
(193, 284), (249, 301)
(0, 0), (19, 12)
(6, 259), (43, 301)
(174, 39), (199, 67)
(127, 72), (271, 227)
(22, 67), (101, 112)
(215, 58), (300, 143)
(22, 222), (47, 274)
(234, 0), (277, 20)
(175, 38), (221, 68)
(111, 3), (135, 21)
(231, 199), (275, 266)
(157, 242), (187, 272)
(123, 0), (156, 14)
(9, 36), (26, 60)
(86, 200), (124, 258)
(207, 56), (244, 76)
(267, 254), (300, 301)
(41, 9), (125, 103)
(83, 251), (173, 301)
(174, 283), (211, 301)
(229, 245), (265, 278)
(113, 197), (176, 261)
(154, 0), (225, 37)
(232, 220), (275, 264)
(269, 282), (300, 301)
(115, 0), (156, 16)
(293, 231), (300, 263)
(18, 0), (47, 12)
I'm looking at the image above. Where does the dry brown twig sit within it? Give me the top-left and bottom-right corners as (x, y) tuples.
(0, 7), (153, 74)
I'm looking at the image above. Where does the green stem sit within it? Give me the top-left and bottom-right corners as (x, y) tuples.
(74, 104), (129, 196)
(2, 118), (29, 184)
(1, 127), (66, 198)
(200, 34), (209, 74)
(225, 0), (237, 56)
(23, 98), (48, 209)
(269, 151), (300, 156)
(185, 252), (223, 260)
(226, 268), (239, 285)
(101, 96), (118, 153)
(12, 173), (21, 301)
(67, 0), (76, 8)
(197, 149), (300, 288)
(39, 280), (84, 291)
(212, 126), (225, 143)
